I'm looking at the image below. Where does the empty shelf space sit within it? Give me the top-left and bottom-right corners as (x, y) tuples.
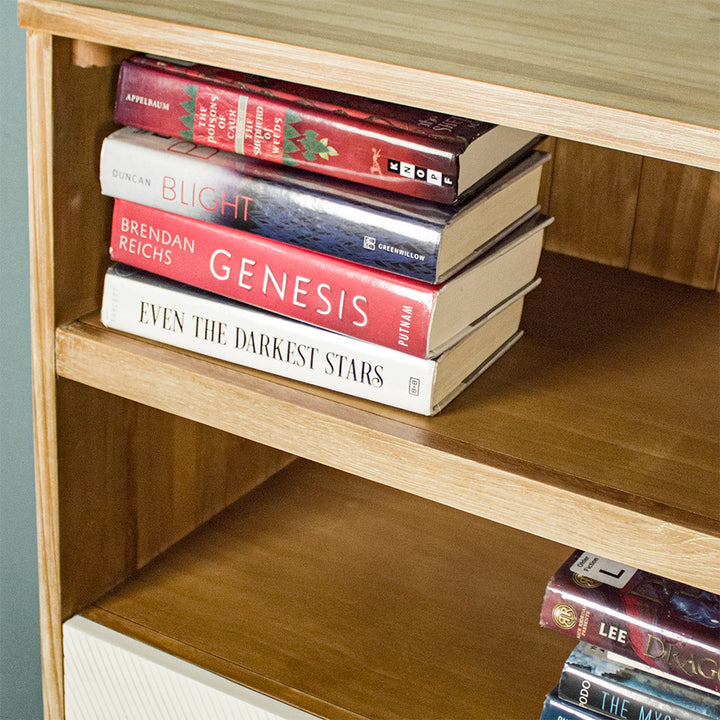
(82, 459), (575, 720)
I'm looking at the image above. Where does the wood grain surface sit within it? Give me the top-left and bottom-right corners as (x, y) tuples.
(86, 460), (575, 719)
(18, 0), (720, 168)
(55, 252), (720, 592)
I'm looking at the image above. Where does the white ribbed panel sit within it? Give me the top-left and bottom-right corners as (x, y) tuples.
(63, 616), (319, 720)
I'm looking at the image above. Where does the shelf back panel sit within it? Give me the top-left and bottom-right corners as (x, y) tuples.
(52, 35), (119, 326)
(56, 379), (296, 620)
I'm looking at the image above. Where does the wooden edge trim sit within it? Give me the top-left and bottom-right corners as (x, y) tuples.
(26, 28), (64, 720)
(18, 0), (720, 171)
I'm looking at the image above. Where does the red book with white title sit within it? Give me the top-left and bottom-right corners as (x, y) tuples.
(114, 54), (544, 204)
(109, 198), (549, 358)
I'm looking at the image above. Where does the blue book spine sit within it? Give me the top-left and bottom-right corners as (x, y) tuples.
(558, 643), (719, 720)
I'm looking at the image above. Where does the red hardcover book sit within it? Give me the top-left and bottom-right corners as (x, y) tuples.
(109, 198), (549, 358)
(114, 54), (543, 204)
(540, 551), (720, 694)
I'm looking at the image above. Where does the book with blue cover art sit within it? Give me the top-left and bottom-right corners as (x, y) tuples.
(558, 643), (719, 720)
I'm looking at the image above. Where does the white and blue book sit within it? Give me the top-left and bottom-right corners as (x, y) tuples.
(557, 642), (719, 720)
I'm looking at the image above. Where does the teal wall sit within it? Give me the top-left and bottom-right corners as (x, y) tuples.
(0, 0), (44, 718)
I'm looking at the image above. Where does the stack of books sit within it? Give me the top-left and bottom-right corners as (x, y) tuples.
(99, 53), (551, 414)
(538, 550), (720, 720)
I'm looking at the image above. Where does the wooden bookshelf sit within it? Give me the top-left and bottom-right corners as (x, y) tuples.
(18, 1), (720, 718)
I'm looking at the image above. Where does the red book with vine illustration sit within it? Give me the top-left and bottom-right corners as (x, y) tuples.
(114, 53), (543, 204)
(539, 551), (720, 695)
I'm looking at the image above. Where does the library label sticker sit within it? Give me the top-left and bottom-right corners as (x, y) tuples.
(570, 552), (637, 589)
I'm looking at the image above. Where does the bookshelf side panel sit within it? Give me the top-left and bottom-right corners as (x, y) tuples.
(52, 35), (122, 325)
(26, 28), (64, 720)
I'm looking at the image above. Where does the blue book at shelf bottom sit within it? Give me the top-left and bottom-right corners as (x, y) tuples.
(559, 642), (719, 720)
(540, 687), (606, 720)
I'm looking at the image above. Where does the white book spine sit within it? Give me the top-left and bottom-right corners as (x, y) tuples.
(101, 265), (442, 414)
(99, 129), (236, 216)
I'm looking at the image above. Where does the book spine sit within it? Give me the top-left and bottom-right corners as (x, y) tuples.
(540, 576), (720, 694)
(100, 127), (446, 282)
(540, 690), (606, 720)
(109, 199), (436, 357)
(558, 664), (708, 720)
(605, 649), (720, 700)
(114, 57), (462, 202)
(101, 265), (440, 414)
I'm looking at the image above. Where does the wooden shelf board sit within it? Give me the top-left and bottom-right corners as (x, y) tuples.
(17, 0), (720, 169)
(55, 252), (720, 592)
(82, 459), (575, 720)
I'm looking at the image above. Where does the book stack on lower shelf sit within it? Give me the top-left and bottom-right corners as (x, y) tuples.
(98, 53), (551, 415)
(538, 550), (720, 720)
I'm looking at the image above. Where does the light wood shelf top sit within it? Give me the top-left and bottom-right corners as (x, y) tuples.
(84, 459), (576, 720)
(55, 252), (720, 592)
(18, 0), (720, 169)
